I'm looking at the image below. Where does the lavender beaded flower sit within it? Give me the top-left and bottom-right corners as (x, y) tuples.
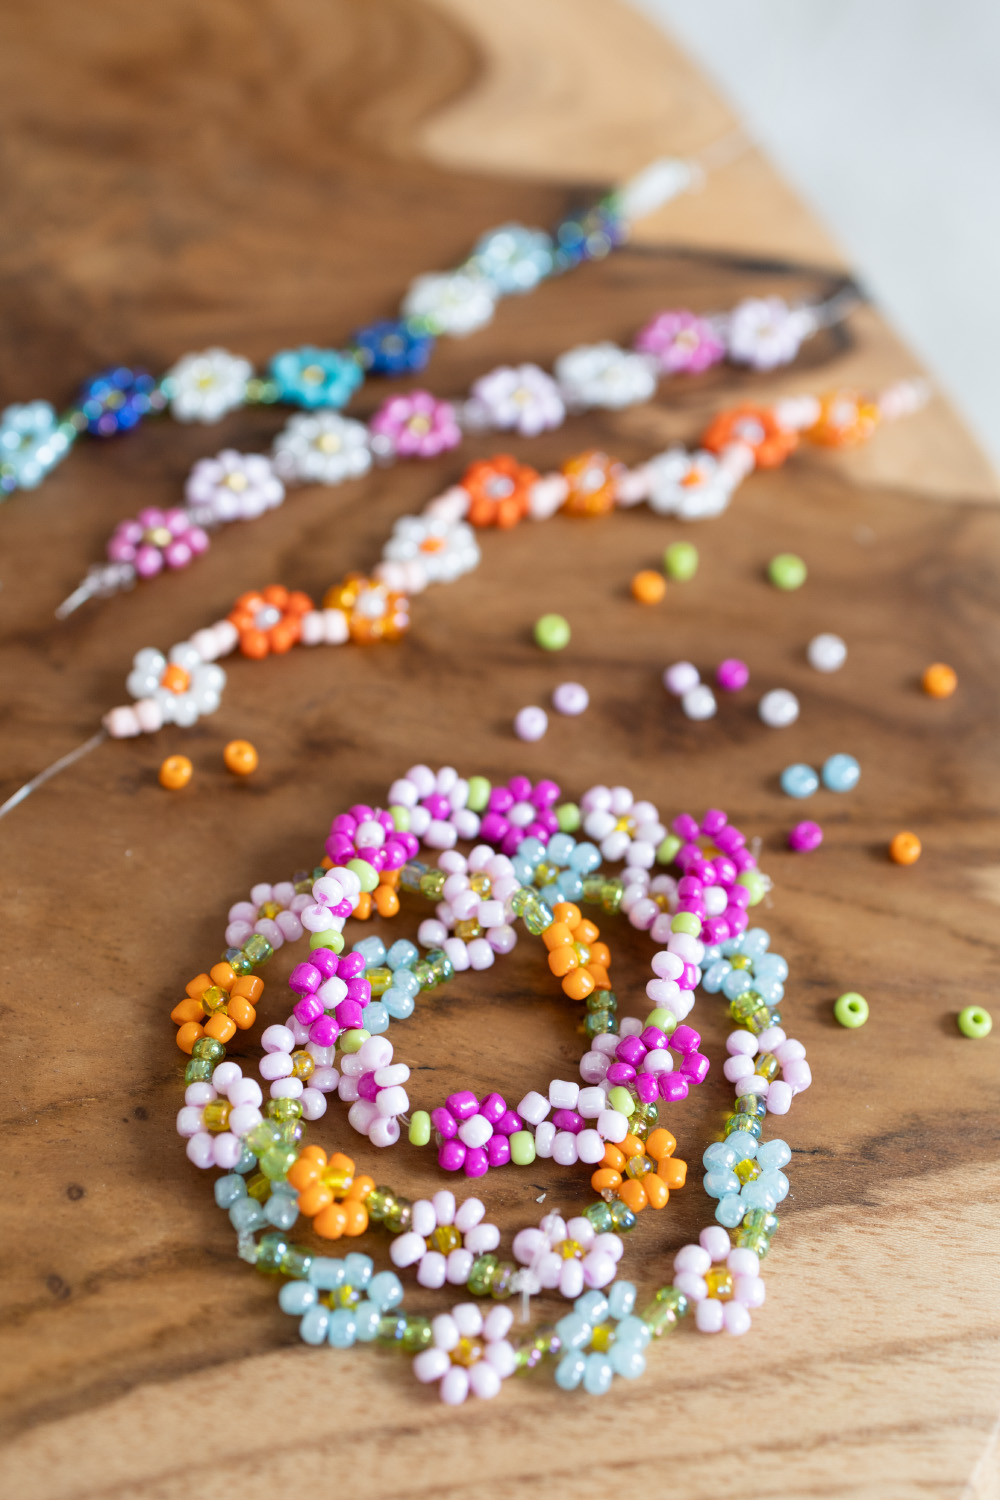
(352, 319), (434, 375)
(184, 449), (285, 524)
(466, 363), (565, 437)
(471, 223), (554, 294)
(389, 1191), (501, 1288)
(412, 1302), (517, 1405)
(107, 506), (209, 578)
(513, 1213), (623, 1299)
(554, 342), (657, 411)
(269, 346), (364, 410)
(76, 366), (166, 436)
(633, 309), (726, 375)
(338, 1036), (411, 1148)
(725, 297), (816, 371)
(0, 401), (72, 493)
(368, 391), (461, 460)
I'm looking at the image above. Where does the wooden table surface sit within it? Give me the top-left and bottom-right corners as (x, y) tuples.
(2, 3), (999, 1497)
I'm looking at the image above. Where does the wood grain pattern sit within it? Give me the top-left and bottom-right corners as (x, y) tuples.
(1, 2), (998, 1497)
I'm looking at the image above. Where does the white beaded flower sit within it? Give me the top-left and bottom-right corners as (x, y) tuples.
(725, 297), (816, 371)
(271, 412), (372, 485)
(185, 450), (285, 524)
(412, 1302), (517, 1404)
(402, 271), (496, 337)
(125, 643), (226, 726)
(389, 1190), (500, 1288)
(512, 1213), (623, 1299)
(165, 348), (252, 423)
(377, 513), (480, 594)
(466, 363), (566, 437)
(554, 342), (658, 411)
(578, 784), (666, 870)
(644, 448), (735, 519)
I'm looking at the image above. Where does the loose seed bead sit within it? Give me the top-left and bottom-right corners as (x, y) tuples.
(922, 662), (957, 698)
(821, 753), (860, 792)
(663, 661), (699, 696)
(788, 820), (822, 852)
(631, 569), (666, 604)
(159, 754), (193, 789)
(663, 541), (698, 580)
(957, 1005), (992, 1038)
(780, 763), (819, 799)
(533, 613), (571, 651)
(834, 992), (869, 1028)
(224, 739), (259, 775)
(768, 553), (807, 590)
(889, 831), (921, 865)
(758, 689), (799, 727)
(716, 658), (749, 692)
(553, 682), (589, 716)
(807, 632), (846, 672)
(514, 706), (548, 741)
(682, 685), (716, 721)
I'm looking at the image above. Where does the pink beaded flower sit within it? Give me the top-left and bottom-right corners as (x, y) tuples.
(338, 1035), (411, 1148)
(512, 1212), (623, 1299)
(224, 881), (312, 950)
(633, 310), (726, 375)
(478, 774), (561, 856)
(107, 507), (209, 578)
(389, 1190), (500, 1288)
(368, 391), (462, 459)
(412, 1302), (517, 1404)
(432, 1090), (523, 1177)
(673, 1226), (766, 1336)
(325, 806), (417, 871)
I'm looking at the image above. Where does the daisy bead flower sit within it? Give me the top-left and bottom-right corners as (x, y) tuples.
(368, 391), (462, 460)
(164, 348), (253, 423)
(554, 1282), (651, 1391)
(184, 450), (285, 525)
(389, 1190), (501, 1288)
(724, 296), (816, 371)
(513, 1212), (623, 1299)
(338, 1035), (411, 1148)
(386, 762), (489, 844)
(703, 1126), (791, 1224)
(125, 642), (225, 727)
(673, 1225), (766, 1335)
(470, 223), (554, 293)
(412, 1301), (517, 1404)
(554, 342), (658, 411)
(402, 270), (496, 338)
(642, 447), (738, 520)
(224, 880), (313, 950)
(0, 400), (72, 493)
(268, 346), (363, 410)
(271, 412), (372, 485)
(432, 1091), (524, 1177)
(579, 784), (666, 871)
(721, 1020), (811, 1119)
(466, 363), (566, 437)
(352, 318), (433, 375)
(632, 308), (726, 375)
(106, 506), (209, 577)
(377, 514), (480, 595)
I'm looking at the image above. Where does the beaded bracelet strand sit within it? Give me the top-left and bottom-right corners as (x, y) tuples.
(0, 149), (729, 501)
(57, 284), (858, 616)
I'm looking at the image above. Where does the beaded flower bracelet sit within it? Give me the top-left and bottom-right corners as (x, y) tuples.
(1, 153), (715, 502)
(58, 285), (858, 615)
(172, 765), (807, 1401)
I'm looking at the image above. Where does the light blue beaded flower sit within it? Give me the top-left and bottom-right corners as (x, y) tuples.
(470, 224), (555, 295)
(0, 400), (73, 493)
(704, 1135), (792, 1227)
(280, 1253), (405, 1349)
(350, 934), (425, 1031)
(512, 832), (601, 906)
(269, 346), (364, 410)
(701, 926), (788, 1007)
(553, 1282), (651, 1393)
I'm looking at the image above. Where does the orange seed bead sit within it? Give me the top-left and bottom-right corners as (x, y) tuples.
(922, 663), (957, 699)
(203, 1013), (237, 1044)
(298, 1184), (334, 1217)
(646, 1127), (677, 1161)
(175, 1021), (205, 1054)
(354, 891), (373, 920)
(185, 972), (212, 1000)
(226, 995), (256, 1030)
(889, 831), (922, 865)
(341, 1201), (369, 1236)
(631, 569), (667, 605)
(562, 968), (596, 1001)
(591, 1167), (623, 1193)
(548, 945), (580, 977)
(160, 663), (190, 694)
(224, 739), (259, 776)
(575, 919), (600, 945)
(588, 941), (611, 968)
(542, 921), (575, 951)
(210, 962), (237, 992)
(171, 997), (205, 1026)
(312, 1202), (349, 1239)
(657, 1156), (687, 1189)
(618, 1177), (649, 1212)
(344, 1173), (375, 1202)
(644, 1174), (670, 1209)
(232, 974), (264, 1003)
(327, 1152), (355, 1175)
(586, 964), (611, 990)
(288, 1155), (323, 1191)
(620, 1132), (644, 1160)
(552, 902), (581, 930)
(159, 754), (193, 790)
(373, 883), (400, 918)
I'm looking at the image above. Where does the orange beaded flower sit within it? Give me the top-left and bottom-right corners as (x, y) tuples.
(542, 901), (612, 1000)
(287, 1146), (374, 1239)
(322, 573), (410, 643)
(807, 389), (881, 448)
(701, 405), (798, 470)
(228, 585), (314, 659)
(592, 1127), (687, 1214)
(171, 963), (264, 1051)
(462, 454), (538, 528)
(561, 448), (624, 516)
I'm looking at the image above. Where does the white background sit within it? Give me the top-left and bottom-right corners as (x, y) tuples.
(630, 0), (1000, 473)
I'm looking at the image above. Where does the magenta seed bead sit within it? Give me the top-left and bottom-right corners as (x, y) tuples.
(508, 775), (532, 801)
(728, 885), (751, 910)
(357, 1072), (379, 1101)
(640, 1025), (668, 1051)
(431, 1107), (458, 1140)
(701, 808), (728, 836)
(479, 1092), (507, 1126)
(606, 1062), (637, 1086)
(311, 949), (341, 979)
(671, 1024), (700, 1054)
(615, 1035), (646, 1067)
(332, 814), (356, 835)
(551, 1109), (584, 1133)
(446, 1090), (480, 1122)
(438, 1140), (466, 1171)
(727, 908), (749, 935)
(500, 829), (523, 856)
(703, 916), (730, 944)
(337, 952), (365, 979)
(496, 1109), (523, 1136)
(634, 1073), (660, 1104)
(673, 813), (700, 841)
(681, 1052), (711, 1084)
(383, 841), (408, 870)
(714, 855), (737, 885)
(463, 1146), (490, 1178)
(732, 849), (756, 873)
(345, 978), (371, 1005)
(789, 819), (824, 851)
(335, 999), (364, 1030)
(293, 995), (324, 1025)
(289, 961), (322, 994)
(531, 778), (561, 808)
(716, 658), (749, 692)
(348, 804), (374, 823)
(679, 962), (699, 990)
(677, 875), (703, 897)
(377, 809), (395, 831)
(488, 787), (514, 814)
(422, 792), (450, 820)
(309, 1015), (339, 1047)
(479, 812), (509, 844)
(487, 1135), (511, 1168)
(659, 1074), (689, 1102)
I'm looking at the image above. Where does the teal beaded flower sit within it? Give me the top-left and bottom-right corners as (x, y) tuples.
(0, 400), (73, 494)
(701, 926), (787, 1028)
(470, 224), (555, 295)
(269, 346), (364, 410)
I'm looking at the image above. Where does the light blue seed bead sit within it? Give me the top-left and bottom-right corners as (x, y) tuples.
(555, 1312), (592, 1350)
(365, 1001), (390, 1035)
(756, 1138), (791, 1171)
(574, 1291), (609, 1324)
(214, 1174), (247, 1209)
(822, 753), (861, 793)
(328, 1309), (358, 1348)
(569, 841), (601, 874)
(299, 1305), (330, 1345)
(511, 856), (535, 885)
(701, 942), (723, 965)
(743, 927), (771, 957)
(555, 1352), (587, 1390)
(386, 939), (419, 971)
(613, 1315), (651, 1350)
(367, 1270), (404, 1311)
(607, 1281), (636, 1320)
(235, 1144), (257, 1174)
(609, 1343), (647, 1380)
(390, 969), (421, 998)
(308, 1256), (346, 1289)
(557, 870), (584, 901)
(720, 937), (742, 957)
(754, 977), (784, 1004)
(702, 959), (731, 994)
(724, 1130), (759, 1163)
(722, 969), (751, 1000)
(517, 837), (546, 865)
(583, 1353), (614, 1396)
(353, 1301), (381, 1341)
(352, 935), (387, 968)
(540, 883), (561, 905)
(384, 987), (416, 1020)
(703, 1140), (738, 1172)
(265, 1194), (300, 1230)
(715, 1195), (746, 1229)
(755, 952), (788, 982)
(761, 1169), (790, 1203)
(780, 763), (820, 799)
(547, 833), (576, 866)
(704, 1169), (741, 1199)
(343, 1252), (373, 1288)
(740, 1179), (778, 1212)
(229, 1198), (267, 1233)
(279, 1281), (318, 1316)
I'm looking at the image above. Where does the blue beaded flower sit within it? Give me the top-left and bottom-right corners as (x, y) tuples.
(704, 1135), (791, 1226)
(554, 204), (627, 271)
(701, 927), (788, 1008)
(77, 366), (166, 437)
(470, 223), (554, 295)
(553, 1283), (652, 1394)
(512, 831), (601, 906)
(269, 346), (364, 410)
(0, 400), (72, 494)
(352, 319), (434, 376)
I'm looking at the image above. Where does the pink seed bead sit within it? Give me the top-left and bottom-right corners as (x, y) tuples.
(716, 658), (749, 692)
(788, 820), (823, 852)
(438, 1140), (466, 1171)
(553, 681), (589, 715)
(463, 1146), (490, 1178)
(514, 705), (548, 741)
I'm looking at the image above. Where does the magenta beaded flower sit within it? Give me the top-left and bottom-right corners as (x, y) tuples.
(106, 507), (209, 578)
(368, 391), (462, 460)
(633, 310), (726, 375)
(478, 775), (561, 856)
(432, 1091), (524, 1178)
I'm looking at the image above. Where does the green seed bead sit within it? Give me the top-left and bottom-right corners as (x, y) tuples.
(656, 834), (682, 865)
(581, 876), (604, 904)
(419, 869), (446, 901)
(384, 1197), (412, 1233)
(184, 1058), (214, 1084)
(768, 552), (807, 590)
(599, 879), (624, 915)
(534, 612), (571, 651)
(388, 804), (410, 830)
(490, 1261), (517, 1299)
(584, 1200), (615, 1234)
(408, 1110), (432, 1146)
(339, 1029), (370, 1053)
(663, 540), (699, 581)
(834, 992), (870, 1028)
(427, 949), (455, 984)
(725, 1112), (763, 1141)
(246, 1120), (281, 1154)
(260, 1145), (298, 1180)
(556, 801), (582, 832)
(366, 1187), (396, 1222)
(586, 987), (617, 1012)
(266, 1097), (303, 1122)
(309, 929), (345, 953)
(402, 1315), (433, 1353)
(608, 1200), (637, 1232)
(607, 1086), (635, 1116)
(735, 869), (767, 906)
(242, 933), (273, 965)
(510, 1131), (536, 1166)
(524, 900), (555, 936)
(400, 861), (429, 893)
(192, 1036), (225, 1062)
(255, 1232), (290, 1273)
(644, 1007), (677, 1036)
(467, 1254), (498, 1296)
(584, 1009), (616, 1038)
(223, 947), (254, 976)
(671, 912), (701, 936)
(413, 959), (435, 989)
(282, 1246), (313, 1279)
(347, 858), (379, 894)
(958, 1005), (992, 1038)
(377, 1314), (407, 1344)
(466, 776), (491, 812)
